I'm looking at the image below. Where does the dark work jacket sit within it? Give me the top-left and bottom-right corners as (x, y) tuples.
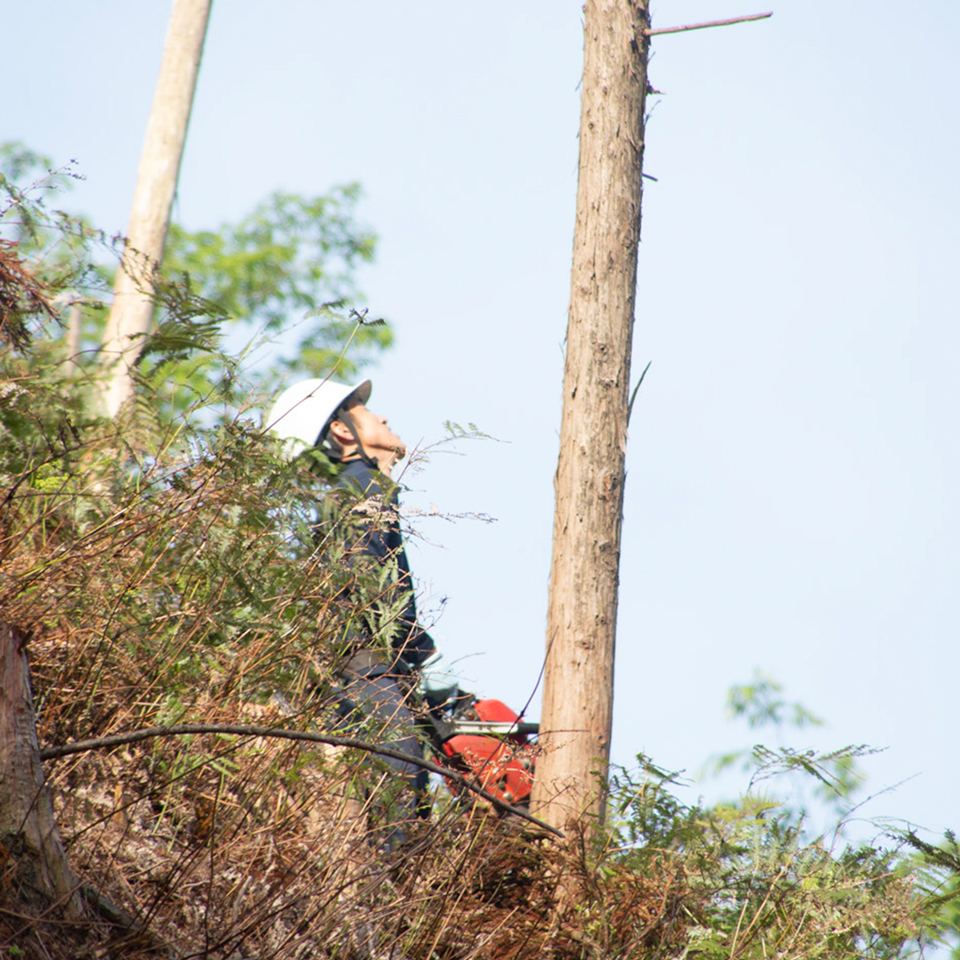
(331, 459), (436, 671)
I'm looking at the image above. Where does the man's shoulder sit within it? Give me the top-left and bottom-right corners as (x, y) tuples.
(332, 461), (399, 523)
(335, 460), (380, 497)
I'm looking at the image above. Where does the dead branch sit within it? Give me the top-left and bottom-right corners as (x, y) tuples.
(39, 721), (563, 837)
(0, 239), (56, 348)
(645, 12), (772, 37)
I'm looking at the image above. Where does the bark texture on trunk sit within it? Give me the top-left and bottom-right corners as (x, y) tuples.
(530, 0), (650, 831)
(0, 623), (83, 918)
(99, 0), (213, 418)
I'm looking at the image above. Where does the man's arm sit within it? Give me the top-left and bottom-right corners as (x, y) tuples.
(334, 469), (437, 668)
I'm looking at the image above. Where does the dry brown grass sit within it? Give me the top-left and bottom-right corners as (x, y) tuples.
(1, 380), (936, 959)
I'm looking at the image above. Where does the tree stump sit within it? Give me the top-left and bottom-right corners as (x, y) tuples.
(0, 622), (84, 924)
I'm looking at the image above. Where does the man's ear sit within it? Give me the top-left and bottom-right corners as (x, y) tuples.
(327, 419), (356, 448)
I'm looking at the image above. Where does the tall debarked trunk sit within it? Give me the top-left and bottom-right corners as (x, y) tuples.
(531, 0), (650, 831)
(98, 0), (213, 418)
(0, 623), (83, 919)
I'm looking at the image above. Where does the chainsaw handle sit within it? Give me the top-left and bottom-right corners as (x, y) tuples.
(445, 719), (539, 738)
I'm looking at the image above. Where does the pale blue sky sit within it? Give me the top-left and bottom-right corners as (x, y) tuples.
(8, 2), (958, 851)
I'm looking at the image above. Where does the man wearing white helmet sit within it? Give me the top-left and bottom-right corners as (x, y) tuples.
(268, 376), (456, 832)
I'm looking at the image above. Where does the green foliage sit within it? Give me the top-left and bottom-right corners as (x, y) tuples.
(1, 141), (84, 245)
(726, 671), (824, 729)
(1, 143), (113, 372)
(1, 141), (109, 287)
(900, 831), (960, 959)
(606, 676), (960, 958)
(607, 755), (946, 959)
(162, 187), (390, 386)
(1, 141), (392, 425)
(704, 671), (872, 825)
(0, 159), (413, 745)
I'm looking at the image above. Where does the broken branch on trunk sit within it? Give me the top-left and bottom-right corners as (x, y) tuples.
(645, 12), (772, 37)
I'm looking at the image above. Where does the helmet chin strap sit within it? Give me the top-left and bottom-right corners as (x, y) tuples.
(331, 407), (380, 470)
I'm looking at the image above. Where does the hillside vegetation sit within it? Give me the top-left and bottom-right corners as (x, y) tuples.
(0, 158), (956, 960)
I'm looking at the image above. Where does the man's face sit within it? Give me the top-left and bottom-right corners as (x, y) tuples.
(335, 399), (407, 468)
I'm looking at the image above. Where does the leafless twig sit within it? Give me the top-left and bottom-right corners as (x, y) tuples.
(645, 12), (772, 37)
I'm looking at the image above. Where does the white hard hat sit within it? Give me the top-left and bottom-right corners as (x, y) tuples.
(267, 377), (372, 456)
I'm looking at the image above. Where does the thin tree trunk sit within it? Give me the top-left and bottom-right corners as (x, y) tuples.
(64, 301), (83, 379)
(0, 622), (83, 919)
(98, 0), (213, 418)
(531, 0), (650, 831)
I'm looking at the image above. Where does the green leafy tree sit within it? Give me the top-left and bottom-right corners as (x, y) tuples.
(163, 187), (389, 381)
(1, 141), (391, 425)
(703, 672), (873, 831)
(0, 142), (110, 326)
(607, 754), (938, 960)
(667, 673), (960, 957)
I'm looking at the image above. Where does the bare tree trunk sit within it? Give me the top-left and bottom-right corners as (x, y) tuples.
(98, 0), (213, 418)
(531, 0), (650, 831)
(0, 622), (83, 919)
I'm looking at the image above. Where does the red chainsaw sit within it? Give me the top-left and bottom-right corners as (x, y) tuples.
(420, 692), (539, 807)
